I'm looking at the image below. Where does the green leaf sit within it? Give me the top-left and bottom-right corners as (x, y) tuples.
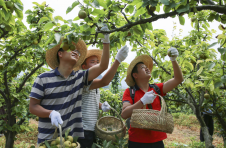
(15, 8), (23, 20)
(91, 0), (100, 8)
(160, 0), (170, 5)
(207, 62), (215, 71)
(125, 5), (134, 14)
(43, 22), (54, 31)
(54, 33), (61, 44)
(73, 136), (79, 143)
(44, 140), (51, 148)
(8, 15), (15, 25)
(208, 13), (215, 22)
(184, 61), (194, 71)
(214, 81), (223, 88)
(38, 17), (49, 24)
(14, 2), (23, 11)
(179, 16), (185, 25)
(66, 1), (79, 14)
(176, 4), (189, 14)
(197, 66), (203, 76)
(32, 2), (40, 6)
(97, 0), (107, 8)
(207, 42), (217, 49)
(135, 7), (146, 18)
(132, 25), (143, 36)
(0, 0), (8, 11)
(221, 75), (226, 83)
(44, 35), (55, 46)
(54, 16), (64, 22)
(218, 48), (226, 55)
(92, 9), (105, 15)
(73, 16), (80, 21)
(97, 33), (104, 38)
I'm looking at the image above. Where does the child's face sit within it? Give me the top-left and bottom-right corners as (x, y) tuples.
(82, 55), (99, 69)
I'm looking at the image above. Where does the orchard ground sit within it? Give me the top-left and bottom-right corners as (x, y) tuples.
(0, 113), (224, 148)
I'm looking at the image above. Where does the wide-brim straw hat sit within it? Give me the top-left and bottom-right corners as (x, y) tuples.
(125, 55), (153, 87)
(74, 49), (103, 71)
(46, 38), (87, 70)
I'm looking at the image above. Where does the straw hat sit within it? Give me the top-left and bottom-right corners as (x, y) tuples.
(125, 55), (153, 87)
(45, 38), (87, 70)
(74, 49), (103, 71)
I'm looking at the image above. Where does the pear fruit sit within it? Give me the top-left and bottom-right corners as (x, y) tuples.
(204, 93), (210, 99)
(64, 141), (72, 147)
(78, 10), (87, 19)
(69, 44), (76, 51)
(36, 116), (39, 121)
(150, 6), (156, 12)
(62, 43), (70, 51)
(102, 128), (107, 131)
(71, 143), (77, 147)
(0, 64), (3, 70)
(56, 136), (65, 144)
(127, 32), (131, 36)
(51, 140), (56, 146)
(66, 135), (73, 143)
(191, 17), (196, 22)
(33, 39), (38, 45)
(5, 1), (14, 10)
(39, 146), (45, 148)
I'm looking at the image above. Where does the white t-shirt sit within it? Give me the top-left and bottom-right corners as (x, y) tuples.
(81, 87), (100, 131)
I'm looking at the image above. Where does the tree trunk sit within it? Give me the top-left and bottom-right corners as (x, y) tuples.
(5, 131), (16, 148)
(223, 136), (226, 147)
(195, 108), (214, 148)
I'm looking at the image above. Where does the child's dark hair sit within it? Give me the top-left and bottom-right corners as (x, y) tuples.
(131, 62), (144, 82)
(56, 48), (64, 63)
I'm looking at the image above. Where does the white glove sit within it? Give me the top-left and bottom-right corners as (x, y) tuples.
(116, 45), (129, 63)
(100, 24), (110, 43)
(140, 90), (157, 105)
(101, 101), (111, 112)
(168, 47), (179, 61)
(49, 110), (63, 127)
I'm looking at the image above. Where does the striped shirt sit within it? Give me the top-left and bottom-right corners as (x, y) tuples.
(29, 68), (91, 144)
(81, 88), (100, 131)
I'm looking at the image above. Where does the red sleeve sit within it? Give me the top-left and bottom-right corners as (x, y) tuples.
(122, 88), (133, 104)
(155, 83), (166, 96)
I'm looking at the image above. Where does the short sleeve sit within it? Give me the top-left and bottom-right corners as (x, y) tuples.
(122, 88), (133, 104)
(29, 76), (44, 100)
(155, 83), (166, 96)
(82, 69), (93, 92)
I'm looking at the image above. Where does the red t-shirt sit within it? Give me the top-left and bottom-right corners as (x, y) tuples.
(122, 83), (167, 143)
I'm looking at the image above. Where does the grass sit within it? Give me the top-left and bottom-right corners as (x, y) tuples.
(0, 113), (224, 148)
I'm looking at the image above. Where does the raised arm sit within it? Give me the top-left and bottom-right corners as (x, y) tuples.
(163, 47), (184, 94)
(88, 25), (110, 81)
(89, 45), (129, 90)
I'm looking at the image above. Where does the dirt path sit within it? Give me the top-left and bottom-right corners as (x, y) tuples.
(165, 125), (224, 147)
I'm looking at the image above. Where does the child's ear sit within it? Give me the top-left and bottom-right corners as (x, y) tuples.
(81, 64), (86, 70)
(132, 73), (138, 79)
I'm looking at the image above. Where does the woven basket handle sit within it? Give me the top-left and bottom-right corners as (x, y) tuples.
(110, 107), (125, 128)
(153, 94), (167, 118)
(52, 124), (65, 148)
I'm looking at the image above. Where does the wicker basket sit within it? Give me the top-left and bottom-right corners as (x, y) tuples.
(37, 125), (80, 148)
(95, 107), (126, 142)
(130, 94), (174, 134)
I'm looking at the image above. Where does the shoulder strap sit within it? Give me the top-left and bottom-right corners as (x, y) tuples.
(150, 84), (161, 95)
(129, 86), (136, 104)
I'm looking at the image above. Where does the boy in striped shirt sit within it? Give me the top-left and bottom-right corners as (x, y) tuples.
(78, 45), (129, 148)
(29, 25), (111, 144)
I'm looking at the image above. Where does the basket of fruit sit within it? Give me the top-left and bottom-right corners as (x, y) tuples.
(38, 125), (80, 148)
(130, 94), (174, 134)
(95, 107), (126, 142)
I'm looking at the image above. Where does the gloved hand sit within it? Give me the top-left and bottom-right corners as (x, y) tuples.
(168, 47), (179, 61)
(140, 90), (157, 105)
(100, 24), (110, 43)
(49, 110), (63, 127)
(101, 101), (111, 112)
(116, 45), (129, 63)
